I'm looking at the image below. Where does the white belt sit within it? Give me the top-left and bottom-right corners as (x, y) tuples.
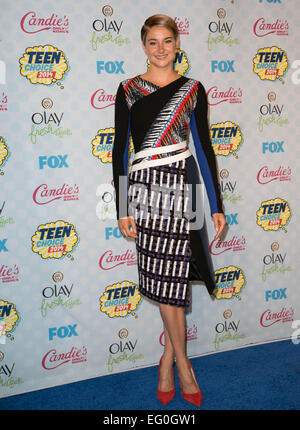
(130, 141), (192, 172)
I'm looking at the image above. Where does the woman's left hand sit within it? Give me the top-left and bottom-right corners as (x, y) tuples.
(212, 213), (226, 240)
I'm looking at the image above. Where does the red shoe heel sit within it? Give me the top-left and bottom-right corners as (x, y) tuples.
(157, 358), (175, 405)
(180, 360), (203, 407)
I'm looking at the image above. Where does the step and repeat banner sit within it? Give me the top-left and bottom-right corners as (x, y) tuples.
(0, 0), (299, 398)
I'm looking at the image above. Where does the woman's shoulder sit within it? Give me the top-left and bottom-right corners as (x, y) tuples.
(186, 76), (206, 90)
(118, 75), (140, 89)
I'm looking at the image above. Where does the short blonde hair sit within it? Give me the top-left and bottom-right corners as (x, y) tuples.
(141, 14), (179, 45)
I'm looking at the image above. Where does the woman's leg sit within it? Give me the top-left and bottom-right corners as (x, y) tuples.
(159, 303), (200, 394)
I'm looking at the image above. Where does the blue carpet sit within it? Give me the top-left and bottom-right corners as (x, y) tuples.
(0, 339), (299, 410)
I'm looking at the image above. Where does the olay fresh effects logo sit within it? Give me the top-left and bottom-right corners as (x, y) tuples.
(96, 184), (116, 221)
(33, 183), (79, 205)
(19, 45), (69, 86)
(261, 242), (292, 282)
(20, 11), (69, 34)
(213, 266), (246, 300)
(30, 98), (72, 145)
(0, 136), (10, 175)
(257, 165), (291, 184)
(256, 198), (291, 232)
(0, 352), (24, 389)
(90, 5), (130, 51)
(41, 272), (81, 318)
(99, 280), (142, 318)
(260, 307), (294, 328)
(258, 92), (288, 132)
(253, 18), (288, 37)
(42, 346), (87, 370)
(31, 220), (79, 259)
(0, 201), (15, 229)
(214, 309), (246, 351)
(207, 8), (239, 52)
(253, 46), (288, 82)
(210, 121), (243, 157)
(207, 86), (243, 105)
(219, 169), (243, 205)
(99, 249), (137, 270)
(106, 328), (143, 373)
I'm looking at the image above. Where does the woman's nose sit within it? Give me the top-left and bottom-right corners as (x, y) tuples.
(157, 43), (165, 52)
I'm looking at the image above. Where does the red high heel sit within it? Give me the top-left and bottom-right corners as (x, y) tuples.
(179, 360), (203, 407)
(157, 357), (175, 405)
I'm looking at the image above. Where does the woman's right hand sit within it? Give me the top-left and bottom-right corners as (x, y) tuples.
(118, 216), (138, 239)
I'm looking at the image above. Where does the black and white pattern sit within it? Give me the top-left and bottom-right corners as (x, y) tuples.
(128, 158), (192, 307)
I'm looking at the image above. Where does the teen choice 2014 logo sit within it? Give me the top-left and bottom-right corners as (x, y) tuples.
(100, 280), (142, 318)
(213, 266), (246, 300)
(0, 300), (20, 340)
(0, 136), (10, 175)
(146, 49), (190, 76)
(19, 45), (69, 86)
(210, 121), (243, 158)
(253, 46), (288, 82)
(31, 220), (79, 259)
(92, 127), (134, 164)
(256, 197), (291, 232)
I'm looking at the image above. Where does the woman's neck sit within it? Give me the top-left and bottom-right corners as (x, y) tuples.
(140, 67), (179, 86)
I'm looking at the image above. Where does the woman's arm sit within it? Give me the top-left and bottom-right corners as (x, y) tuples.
(112, 82), (131, 220)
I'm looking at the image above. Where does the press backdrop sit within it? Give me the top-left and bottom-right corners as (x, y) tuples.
(0, 0), (299, 398)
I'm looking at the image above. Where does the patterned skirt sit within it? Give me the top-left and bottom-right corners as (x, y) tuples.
(128, 154), (215, 307)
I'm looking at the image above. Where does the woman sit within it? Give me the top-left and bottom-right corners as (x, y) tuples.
(112, 14), (226, 407)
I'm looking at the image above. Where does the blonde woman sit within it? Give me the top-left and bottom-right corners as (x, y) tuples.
(112, 14), (226, 407)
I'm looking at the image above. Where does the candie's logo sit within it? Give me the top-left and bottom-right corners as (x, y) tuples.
(0, 136), (10, 175)
(253, 46), (288, 82)
(19, 45), (69, 86)
(20, 11), (70, 34)
(0, 300), (20, 340)
(146, 49), (190, 76)
(99, 280), (142, 318)
(42, 346), (87, 370)
(207, 86), (243, 105)
(31, 220), (79, 259)
(210, 121), (243, 157)
(256, 198), (291, 232)
(33, 183), (79, 205)
(260, 307), (294, 328)
(257, 165), (291, 184)
(253, 18), (289, 38)
(213, 266), (246, 300)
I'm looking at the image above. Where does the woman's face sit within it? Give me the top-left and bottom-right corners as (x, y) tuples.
(142, 26), (178, 70)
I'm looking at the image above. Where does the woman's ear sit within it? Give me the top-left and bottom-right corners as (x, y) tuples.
(141, 40), (147, 55)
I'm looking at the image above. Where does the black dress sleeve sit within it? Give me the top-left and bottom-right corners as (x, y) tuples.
(112, 82), (131, 220)
(190, 81), (224, 217)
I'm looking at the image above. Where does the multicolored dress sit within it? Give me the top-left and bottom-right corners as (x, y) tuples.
(112, 74), (224, 307)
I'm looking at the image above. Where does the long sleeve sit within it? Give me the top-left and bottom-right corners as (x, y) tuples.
(112, 82), (131, 220)
(190, 81), (224, 217)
